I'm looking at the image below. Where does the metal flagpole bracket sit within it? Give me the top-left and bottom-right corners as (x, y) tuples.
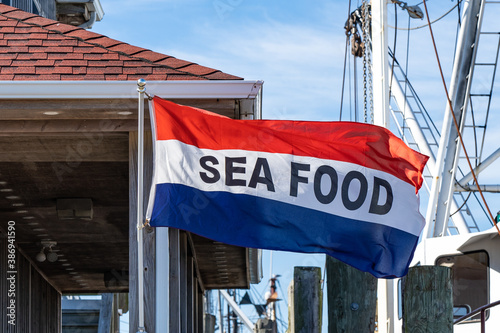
(137, 78), (148, 333)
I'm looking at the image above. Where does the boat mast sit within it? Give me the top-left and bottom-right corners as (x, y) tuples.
(370, 2), (391, 333)
(388, 63), (470, 237)
(372, 0), (390, 129)
(426, 0), (482, 237)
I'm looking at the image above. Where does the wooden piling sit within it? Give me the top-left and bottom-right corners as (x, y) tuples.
(287, 266), (322, 333)
(326, 256), (377, 333)
(403, 266), (453, 333)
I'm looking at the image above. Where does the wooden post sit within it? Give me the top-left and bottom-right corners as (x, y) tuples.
(287, 266), (322, 333)
(326, 256), (377, 333)
(403, 266), (453, 333)
(169, 228), (180, 332)
(97, 293), (113, 333)
(180, 232), (188, 332)
(187, 257), (194, 333)
(112, 294), (119, 333)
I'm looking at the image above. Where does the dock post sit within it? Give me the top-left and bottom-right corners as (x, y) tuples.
(326, 256), (377, 333)
(287, 266), (322, 333)
(403, 266), (453, 332)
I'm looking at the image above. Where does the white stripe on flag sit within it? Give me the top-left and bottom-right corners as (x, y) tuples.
(152, 140), (424, 236)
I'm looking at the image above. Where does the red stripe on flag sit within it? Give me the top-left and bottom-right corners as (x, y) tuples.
(152, 96), (429, 190)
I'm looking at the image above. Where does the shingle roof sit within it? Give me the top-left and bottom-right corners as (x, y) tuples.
(0, 4), (242, 81)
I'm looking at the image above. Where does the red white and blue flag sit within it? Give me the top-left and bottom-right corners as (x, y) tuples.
(146, 96), (428, 278)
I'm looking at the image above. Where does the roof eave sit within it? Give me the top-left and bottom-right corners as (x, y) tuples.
(0, 80), (263, 100)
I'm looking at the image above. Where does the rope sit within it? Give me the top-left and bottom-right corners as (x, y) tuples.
(340, 0), (353, 120)
(402, 15), (412, 140)
(389, 2), (397, 102)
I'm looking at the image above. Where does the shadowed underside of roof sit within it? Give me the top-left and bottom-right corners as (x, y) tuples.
(0, 4), (242, 81)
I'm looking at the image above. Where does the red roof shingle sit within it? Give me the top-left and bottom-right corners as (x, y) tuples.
(0, 4), (242, 81)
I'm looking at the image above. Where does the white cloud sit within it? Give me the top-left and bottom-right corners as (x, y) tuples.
(161, 19), (347, 120)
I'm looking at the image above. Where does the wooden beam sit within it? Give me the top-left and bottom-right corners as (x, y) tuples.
(194, 280), (199, 333)
(0, 99), (139, 120)
(0, 134), (129, 162)
(169, 228), (181, 332)
(187, 257), (194, 333)
(180, 232), (188, 332)
(98, 293), (113, 333)
(0, 98), (237, 120)
(111, 294), (119, 333)
(0, 120), (141, 133)
(142, 130), (156, 333)
(143, 225), (156, 333)
(197, 285), (203, 333)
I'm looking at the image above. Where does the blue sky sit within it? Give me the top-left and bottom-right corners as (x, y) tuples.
(89, 1), (497, 332)
(96, 0), (345, 121)
(92, 1), (464, 123)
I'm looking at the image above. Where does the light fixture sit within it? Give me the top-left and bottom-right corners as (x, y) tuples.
(36, 241), (58, 263)
(47, 248), (59, 263)
(36, 249), (46, 262)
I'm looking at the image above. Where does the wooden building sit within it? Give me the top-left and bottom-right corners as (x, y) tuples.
(0, 3), (262, 332)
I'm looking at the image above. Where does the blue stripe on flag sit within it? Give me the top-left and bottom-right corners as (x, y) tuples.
(150, 183), (419, 278)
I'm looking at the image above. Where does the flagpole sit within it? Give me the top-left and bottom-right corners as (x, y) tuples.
(137, 78), (147, 333)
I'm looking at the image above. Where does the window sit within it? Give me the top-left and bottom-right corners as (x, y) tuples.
(436, 251), (489, 322)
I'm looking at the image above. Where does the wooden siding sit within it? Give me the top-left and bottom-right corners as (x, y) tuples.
(0, 229), (61, 333)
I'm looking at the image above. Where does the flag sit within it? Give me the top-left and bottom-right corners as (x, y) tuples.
(146, 96), (428, 278)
